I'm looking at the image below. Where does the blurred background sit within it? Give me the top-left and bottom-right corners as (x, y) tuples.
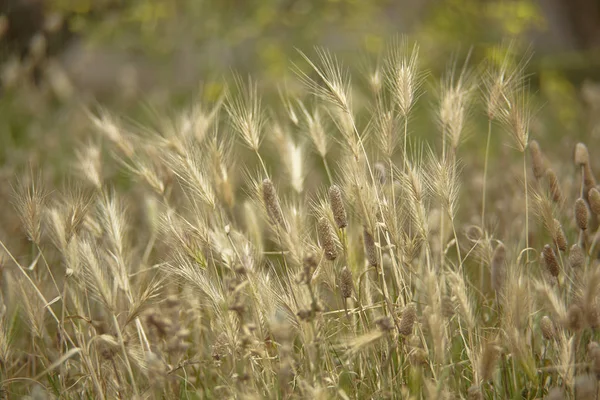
(1, 0), (600, 173)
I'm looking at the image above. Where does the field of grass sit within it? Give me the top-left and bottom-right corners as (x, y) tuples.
(1, 37), (600, 399)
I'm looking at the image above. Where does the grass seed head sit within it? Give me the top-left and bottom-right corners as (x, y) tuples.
(399, 303), (417, 336)
(339, 266), (354, 298)
(540, 316), (555, 341)
(552, 219), (567, 252)
(328, 184), (347, 229)
(318, 217), (338, 261)
(479, 341), (500, 382)
(575, 198), (589, 231)
(467, 385), (483, 400)
(575, 143), (590, 167)
(588, 187), (600, 216)
(262, 179), (286, 229)
(569, 244), (585, 269)
(363, 227), (378, 267)
(542, 244), (560, 277)
(545, 169), (563, 204)
(529, 140), (546, 180)
(566, 304), (584, 331)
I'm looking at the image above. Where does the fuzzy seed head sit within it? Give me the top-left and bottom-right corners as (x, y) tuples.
(575, 198), (589, 231)
(339, 266), (354, 298)
(491, 242), (506, 292)
(529, 140), (546, 180)
(566, 304), (584, 331)
(540, 316), (555, 341)
(467, 385), (483, 400)
(542, 244), (560, 277)
(363, 227), (378, 267)
(299, 254), (318, 284)
(479, 342), (499, 382)
(262, 179), (286, 228)
(552, 219), (567, 252)
(569, 244), (585, 269)
(318, 217), (338, 261)
(399, 303), (417, 336)
(545, 169), (563, 204)
(575, 143), (590, 167)
(328, 185), (347, 229)
(588, 188), (600, 216)
(375, 316), (394, 332)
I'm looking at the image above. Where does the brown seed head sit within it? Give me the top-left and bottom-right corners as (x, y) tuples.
(566, 304), (584, 331)
(529, 140), (546, 180)
(375, 316), (394, 332)
(542, 244), (560, 277)
(318, 217), (338, 261)
(363, 227), (378, 267)
(328, 185), (347, 229)
(480, 342), (499, 382)
(552, 219), (567, 252)
(569, 244), (585, 269)
(339, 266), (354, 298)
(467, 385), (483, 400)
(540, 316), (555, 341)
(588, 188), (600, 216)
(575, 143), (590, 166)
(399, 303), (417, 336)
(491, 242), (506, 292)
(575, 198), (589, 231)
(545, 169), (563, 204)
(262, 179), (285, 228)
(299, 254), (318, 284)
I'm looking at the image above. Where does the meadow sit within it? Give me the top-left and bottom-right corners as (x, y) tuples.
(1, 38), (599, 399)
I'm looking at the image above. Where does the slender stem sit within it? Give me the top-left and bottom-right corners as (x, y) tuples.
(480, 119), (493, 291)
(523, 152), (530, 265)
(255, 150), (269, 178)
(403, 115), (409, 173)
(481, 119), (492, 228)
(322, 156), (333, 185)
(112, 314), (138, 396)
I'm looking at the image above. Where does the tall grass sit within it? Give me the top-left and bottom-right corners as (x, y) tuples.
(1, 39), (599, 399)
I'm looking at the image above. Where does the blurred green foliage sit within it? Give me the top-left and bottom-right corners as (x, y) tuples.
(0, 0), (597, 172)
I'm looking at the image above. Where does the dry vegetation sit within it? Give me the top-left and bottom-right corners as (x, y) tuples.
(2, 39), (600, 399)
